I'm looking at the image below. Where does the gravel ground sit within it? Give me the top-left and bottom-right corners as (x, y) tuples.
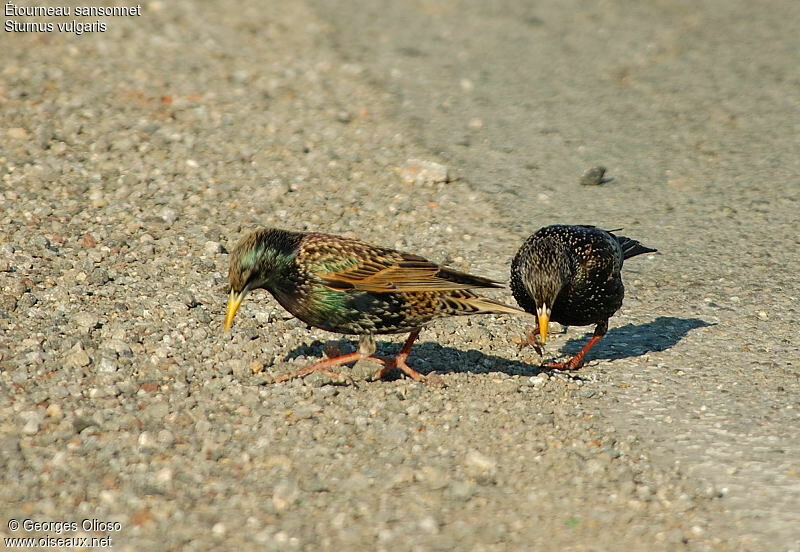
(0, 1), (795, 551)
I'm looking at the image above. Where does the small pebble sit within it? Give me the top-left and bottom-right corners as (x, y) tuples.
(0, 295), (17, 313)
(65, 344), (92, 368)
(182, 292), (199, 308)
(31, 236), (52, 250)
(74, 312), (100, 330)
(97, 356), (118, 373)
(159, 207), (178, 225)
(138, 431), (156, 450)
(529, 374), (547, 388)
(204, 241), (224, 255)
(17, 293), (37, 309)
(579, 166), (612, 186)
(157, 429), (175, 446)
(82, 233), (97, 248)
(73, 417), (99, 433)
(272, 478), (300, 511)
(7, 127), (28, 139)
(22, 418), (40, 435)
(89, 268), (110, 285)
(465, 450), (497, 472)
(398, 159), (449, 185)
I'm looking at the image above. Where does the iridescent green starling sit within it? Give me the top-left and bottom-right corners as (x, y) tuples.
(225, 228), (525, 382)
(510, 225), (656, 370)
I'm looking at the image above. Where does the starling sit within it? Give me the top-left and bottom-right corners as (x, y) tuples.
(225, 228), (525, 383)
(510, 225), (656, 370)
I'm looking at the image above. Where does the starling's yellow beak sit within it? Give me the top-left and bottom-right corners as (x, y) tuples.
(224, 289), (245, 332)
(537, 312), (550, 344)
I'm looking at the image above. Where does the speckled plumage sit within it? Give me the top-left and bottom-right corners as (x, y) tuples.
(226, 228), (524, 382)
(510, 225), (656, 369)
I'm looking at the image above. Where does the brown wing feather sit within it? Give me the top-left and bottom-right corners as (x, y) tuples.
(440, 293), (526, 315)
(321, 252), (502, 293)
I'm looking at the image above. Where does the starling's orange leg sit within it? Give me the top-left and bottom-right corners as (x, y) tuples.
(371, 329), (425, 381)
(272, 352), (366, 383)
(543, 335), (602, 370)
(544, 321), (607, 371)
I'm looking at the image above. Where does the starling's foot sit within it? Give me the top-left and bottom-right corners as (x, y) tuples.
(370, 357), (426, 382)
(543, 357), (585, 371)
(371, 358), (446, 386)
(273, 352), (363, 385)
(369, 328), (427, 382)
(542, 333), (603, 371)
(515, 325), (544, 355)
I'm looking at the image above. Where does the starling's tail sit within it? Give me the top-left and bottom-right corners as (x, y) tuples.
(616, 235), (657, 260)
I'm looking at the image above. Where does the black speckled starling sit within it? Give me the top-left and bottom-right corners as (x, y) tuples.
(510, 225), (656, 370)
(225, 228), (525, 383)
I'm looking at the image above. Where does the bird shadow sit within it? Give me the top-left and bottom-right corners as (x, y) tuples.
(280, 316), (713, 380)
(559, 316), (714, 361)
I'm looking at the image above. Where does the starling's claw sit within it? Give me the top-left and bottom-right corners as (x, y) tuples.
(517, 338), (544, 356)
(543, 358), (585, 371)
(516, 325), (544, 355)
(272, 351), (363, 385)
(370, 329), (426, 382)
(370, 358), (426, 382)
(368, 330), (445, 386)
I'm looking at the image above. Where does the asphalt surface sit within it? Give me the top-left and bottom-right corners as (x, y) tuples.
(310, 1), (800, 548)
(1, 1), (798, 551)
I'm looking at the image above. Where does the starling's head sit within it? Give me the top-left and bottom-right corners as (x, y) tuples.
(530, 284), (560, 346)
(524, 239), (572, 345)
(224, 228), (302, 331)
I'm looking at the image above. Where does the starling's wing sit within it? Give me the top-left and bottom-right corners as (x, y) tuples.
(319, 250), (503, 293)
(439, 292), (526, 315)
